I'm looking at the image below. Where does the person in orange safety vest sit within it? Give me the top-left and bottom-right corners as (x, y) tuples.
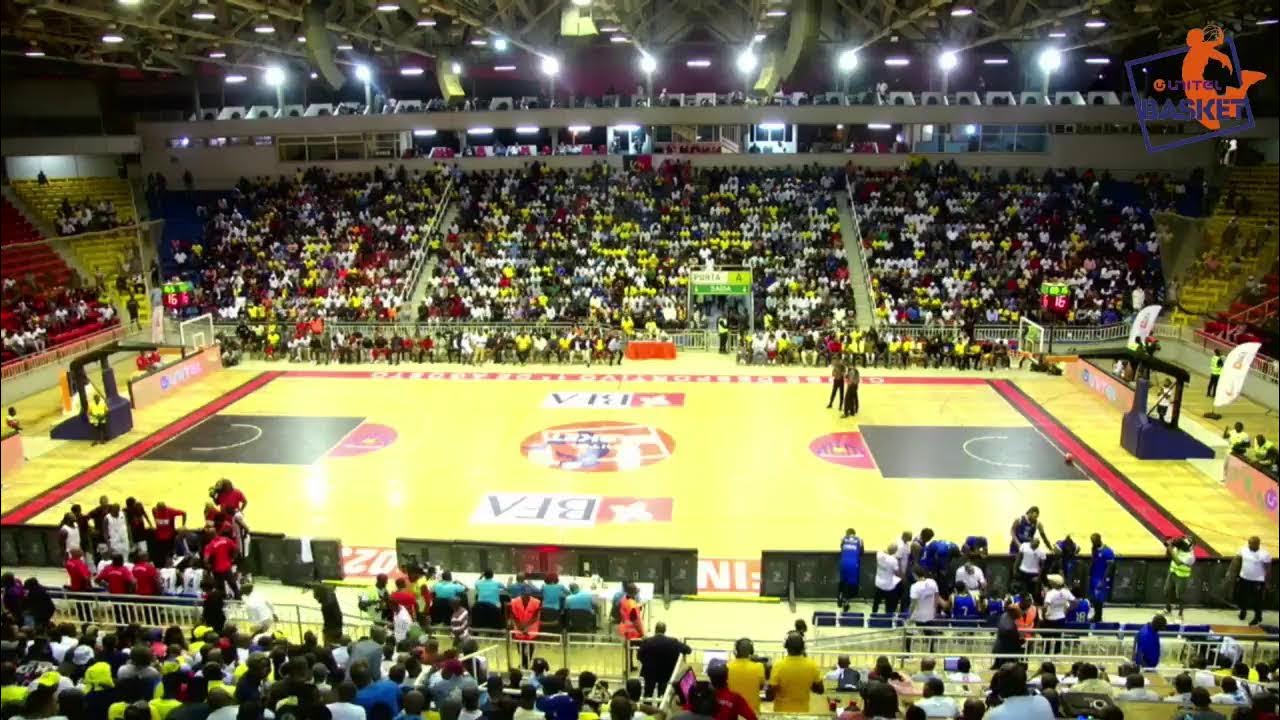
(509, 585), (542, 668)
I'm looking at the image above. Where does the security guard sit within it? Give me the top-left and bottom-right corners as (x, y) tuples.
(1207, 349), (1224, 397)
(1224, 422), (1251, 455)
(88, 392), (108, 446)
(1249, 434), (1277, 464)
(717, 316), (730, 353)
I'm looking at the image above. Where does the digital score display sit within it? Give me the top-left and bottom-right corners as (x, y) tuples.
(1040, 281), (1071, 314)
(163, 280), (194, 309)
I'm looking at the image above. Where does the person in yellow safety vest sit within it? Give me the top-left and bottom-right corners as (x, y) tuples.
(1207, 349), (1224, 398)
(1163, 536), (1195, 619)
(1249, 434), (1277, 464)
(717, 317), (730, 354)
(1223, 422), (1251, 455)
(88, 392), (108, 446)
(616, 583), (644, 641)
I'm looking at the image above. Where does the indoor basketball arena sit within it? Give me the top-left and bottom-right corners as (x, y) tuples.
(1, 2), (1278, 718)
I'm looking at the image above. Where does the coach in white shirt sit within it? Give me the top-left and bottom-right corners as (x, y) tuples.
(1042, 574), (1075, 654)
(873, 542), (902, 614)
(955, 560), (986, 592)
(242, 583), (276, 634)
(1016, 538), (1049, 596)
(908, 568), (940, 624)
(1229, 536), (1271, 626)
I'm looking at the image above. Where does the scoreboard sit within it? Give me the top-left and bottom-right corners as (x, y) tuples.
(163, 280), (194, 310)
(1040, 282), (1071, 314)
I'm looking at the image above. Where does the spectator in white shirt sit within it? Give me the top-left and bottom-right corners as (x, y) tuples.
(912, 677), (958, 718)
(946, 657), (982, 685)
(241, 583), (276, 634)
(1016, 538), (1050, 599)
(908, 568), (940, 626)
(872, 541), (902, 615)
(328, 682), (368, 720)
(1210, 677), (1248, 706)
(1229, 536), (1271, 626)
(1041, 574), (1074, 653)
(954, 560), (985, 592)
(1115, 673), (1161, 702)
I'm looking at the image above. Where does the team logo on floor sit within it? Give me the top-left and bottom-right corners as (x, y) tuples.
(329, 423), (398, 457)
(520, 421), (676, 472)
(541, 392), (686, 408)
(471, 493), (674, 525)
(809, 432), (878, 470)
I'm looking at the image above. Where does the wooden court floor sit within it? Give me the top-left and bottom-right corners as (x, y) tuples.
(2, 359), (1274, 560)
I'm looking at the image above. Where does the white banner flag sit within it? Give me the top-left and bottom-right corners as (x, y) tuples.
(1128, 304), (1163, 345)
(1214, 342), (1260, 408)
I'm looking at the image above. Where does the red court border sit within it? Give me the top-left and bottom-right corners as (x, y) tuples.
(2, 370), (1212, 558)
(989, 379), (1216, 558)
(0, 371), (284, 525)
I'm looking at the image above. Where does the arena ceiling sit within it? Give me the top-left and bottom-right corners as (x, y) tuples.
(1, 0), (1276, 80)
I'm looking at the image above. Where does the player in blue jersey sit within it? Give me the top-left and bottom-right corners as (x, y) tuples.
(950, 581), (980, 619)
(1069, 583), (1092, 623)
(838, 528), (864, 612)
(921, 537), (958, 588)
(1009, 506), (1051, 553)
(962, 536), (989, 562)
(984, 587), (1007, 625)
(1088, 533), (1116, 622)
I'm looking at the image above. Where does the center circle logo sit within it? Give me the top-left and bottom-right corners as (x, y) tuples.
(520, 421), (676, 473)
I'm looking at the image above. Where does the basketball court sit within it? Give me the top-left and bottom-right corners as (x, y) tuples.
(4, 356), (1273, 566)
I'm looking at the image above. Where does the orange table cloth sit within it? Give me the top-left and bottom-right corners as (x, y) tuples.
(626, 341), (677, 360)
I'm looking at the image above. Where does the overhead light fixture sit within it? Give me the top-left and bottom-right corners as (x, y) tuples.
(867, 123), (892, 130)
(208, 50), (227, 59)
(376, 2), (399, 11)
(1085, 57), (1110, 64)
(24, 48), (45, 57)
(610, 35), (629, 42)
(571, 0), (592, 5)
(1084, 18), (1107, 28)
(413, 129), (437, 136)
(417, 18), (437, 26)
(102, 33), (125, 43)
(599, 25), (620, 32)
(838, 49), (858, 72)
(225, 73), (247, 84)
(615, 124), (640, 132)
(638, 52), (657, 74)
(938, 50), (958, 71)
(950, 6), (974, 16)
(254, 15), (275, 33)
(686, 58), (711, 67)
(117, 0), (140, 5)
(983, 57), (1008, 64)
(515, 126), (539, 134)
(264, 66), (286, 87)
(336, 42), (354, 50)
(297, 35), (306, 43)
(470, 38), (488, 46)
(568, 124), (591, 132)
(354, 64), (371, 83)
(753, 33), (767, 42)
(1038, 47), (1063, 72)
(192, 8), (216, 20)
(540, 55), (560, 76)
(884, 57), (910, 66)
(494, 64), (517, 71)
(309, 72), (318, 79)
(400, 66), (424, 76)
(1048, 30), (1067, 37)
(1256, 18), (1279, 25)
(759, 122), (786, 130)
(450, 61), (463, 74)
(467, 127), (494, 135)
(736, 48), (758, 73)
(765, 9), (787, 16)
(493, 37), (509, 51)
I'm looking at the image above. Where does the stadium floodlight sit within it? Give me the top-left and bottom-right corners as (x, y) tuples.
(599, 25), (620, 32)
(516, 126), (540, 134)
(25, 48), (45, 57)
(192, 8), (216, 20)
(208, 50), (227, 59)
(1084, 18), (1107, 28)
(686, 59), (711, 67)
(493, 37), (509, 51)
(753, 33), (767, 43)
(867, 123), (892, 130)
(938, 50), (958, 71)
(417, 18), (437, 26)
(413, 129), (437, 136)
(638, 53), (657, 74)
(253, 14), (275, 33)
(470, 39), (488, 46)
(736, 48), (758, 74)
(309, 72), (318, 79)
(354, 64), (372, 83)
(950, 6), (974, 16)
(759, 122), (786, 130)
(568, 125), (591, 133)
(837, 49), (858, 72)
(1085, 57), (1110, 65)
(964, 124), (977, 135)
(451, 61), (463, 74)
(884, 57), (910, 66)
(1037, 47), (1062, 73)
(102, 33), (125, 44)
(983, 57), (1007, 65)
(1048, 30), (1067, 38)
(610, 35), (630, 43)
(225, 73), (247, 84)
(765, 9), (787, 17)
(263, 66), (286, 87)
(376, 3), (399, 11)
(467, 127), (494, 135)
(571, 0), (592, 6)
(400, 66), (424, 76)
(615, 124), (640, 132)
(336, 41), (354, 50)
(494, 65), (517, 71)
(540, 55), (560, 76)
(1256, 18), (1278, 25)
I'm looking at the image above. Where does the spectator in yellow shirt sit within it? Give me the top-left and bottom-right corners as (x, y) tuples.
(726, 639), (765, 714)
(768, 633), (823, 713)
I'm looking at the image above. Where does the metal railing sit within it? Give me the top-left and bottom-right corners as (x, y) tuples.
(402, 176), (454, 304)
(0, 324), (132, 379)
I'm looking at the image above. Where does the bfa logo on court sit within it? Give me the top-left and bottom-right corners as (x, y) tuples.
(471, 493), (674, 526)
(520, 421), (676, 472)
(541, 392), (686, 409)
(1126, 24), (1266, 152)
(809, 432), (878, 470)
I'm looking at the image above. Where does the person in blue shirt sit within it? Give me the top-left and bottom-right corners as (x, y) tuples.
(921, 537), (958, 589)
(962, 536), (989, 561)
(564, 584), (596, 615)
(541, 573), (568, 612)
(1054, 535), (1079, 579)
(1009, 506), (1051, 554)
(838, 528), (864, 612)
(950, 581), (980, 619)
(984, 588), (1006, 626)
(1132, 614), (1167, 668)
(473, 570), (505, 630)
(535, 676), (580, 720)
(1088, 533), (1116, 622)
(1068, 584), (1091, 624)
(351, 660), (400, 717)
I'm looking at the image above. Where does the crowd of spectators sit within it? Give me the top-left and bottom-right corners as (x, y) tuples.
(421, 162), (851, 334)
(55, 198), (121, 237)
(177, 165), (451, 324)
(853, 162), (1167, 327)
(735, 327), (1021, 369)
(1, 283), (118, 362)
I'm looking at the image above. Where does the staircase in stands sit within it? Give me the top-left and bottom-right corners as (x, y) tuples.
(10, 177), (150, 327)
(1168, 163), (1279, 326)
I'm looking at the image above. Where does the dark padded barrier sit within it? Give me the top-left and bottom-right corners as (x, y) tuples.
(309, 539), (343, 581)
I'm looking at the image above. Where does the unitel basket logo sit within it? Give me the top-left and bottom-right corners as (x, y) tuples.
(1125, 24), (1267, 153)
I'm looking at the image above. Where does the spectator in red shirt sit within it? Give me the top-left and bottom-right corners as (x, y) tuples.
(389, 578), (419, 619)
(132, 552), (161, 596)
(96, 555), (134, 594)
(151, 501), (187, 565)
(212, 479), (248, 515)
(65, 548), (93, 592)
(704, 663), (757, 720)
(203, 529), (240, 598)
